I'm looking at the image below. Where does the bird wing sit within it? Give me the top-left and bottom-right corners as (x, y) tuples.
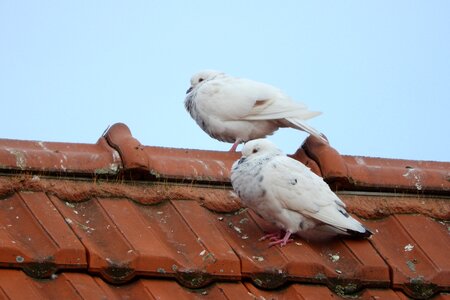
(262, 156), (364, 232)
(236, 79), (322, 121)
(195, 76), (321, 121)
(192, 77), (260, 119)
(194, 76), (326, 142)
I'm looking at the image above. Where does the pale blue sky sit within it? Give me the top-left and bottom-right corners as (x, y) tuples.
(1, 1), (449, 161)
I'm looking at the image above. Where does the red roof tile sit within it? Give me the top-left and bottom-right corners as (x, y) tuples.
(5, 269), (434, 300)
(0, 122), (449, 299)
(297, 134), (450, 194)
(0, 138), (121, 175)
(0, 192), (86, 277)
(370, 214), (450, 298)
(104, 123), (239, 182)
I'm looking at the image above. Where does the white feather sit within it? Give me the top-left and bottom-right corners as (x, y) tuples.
(231, 139), (370, 238)
(185, 70), (327, 146)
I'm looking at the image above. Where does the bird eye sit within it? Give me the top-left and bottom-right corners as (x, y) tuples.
(198, 78), (204, 83)
(252, 149), (258, 153)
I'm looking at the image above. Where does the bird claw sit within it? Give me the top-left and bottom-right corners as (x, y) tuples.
(259, 231), (293, 247)
(259, 232), (281, 241)
(268, 238), (294, 247)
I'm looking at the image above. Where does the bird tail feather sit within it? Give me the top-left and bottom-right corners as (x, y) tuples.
(284, 117), (328, 143)
(345, 227), (373, 238)
(319, 224), (372, 238)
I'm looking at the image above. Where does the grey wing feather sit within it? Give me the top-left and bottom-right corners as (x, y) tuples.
(262, 156), (365, 233)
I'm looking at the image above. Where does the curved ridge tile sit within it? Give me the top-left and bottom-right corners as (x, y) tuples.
(343, 156), (450, 194)
(301, 135), (348, 180)
(0, 137), (121, 175)
(290, 147), (322, 176)
(103, 122), (149, 170)
(299, 135), (450, 194)
(104, 122), (240, 183)
(142, 146), (239, 183)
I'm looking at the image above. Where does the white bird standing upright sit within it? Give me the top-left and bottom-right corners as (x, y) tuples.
(231, 139), (371, 247)
(185, 70), (327, 151)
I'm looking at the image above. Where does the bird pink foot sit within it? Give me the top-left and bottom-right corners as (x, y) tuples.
(268, 231), (293, 247)
(259, 231), (293, 247)
(258, 232), (281, 241)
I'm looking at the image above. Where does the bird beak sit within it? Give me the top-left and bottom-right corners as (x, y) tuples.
(186, 86), (193, 94)
(237, 157), (246, 165)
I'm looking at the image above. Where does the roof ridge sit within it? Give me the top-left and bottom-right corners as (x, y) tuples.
(0, 122), (449, 195)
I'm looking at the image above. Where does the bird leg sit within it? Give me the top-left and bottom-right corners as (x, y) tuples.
(268, 230), (293, 247)
(229, 139), (242, 152)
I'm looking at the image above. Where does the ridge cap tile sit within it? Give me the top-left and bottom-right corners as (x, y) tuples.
(104, 122), (240, 182)
(301, 135), (349, 179)
(301, 136), (450, 194)
(342, 155), (450, 193)
(1, 122), (449, 194)
(103, 122), (149, 170)
(0, 137), (122, 175)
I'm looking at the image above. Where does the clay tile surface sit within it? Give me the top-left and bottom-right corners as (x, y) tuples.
(298, 136), (450, 194)
(0, 122), (449, 299)
(104, 123), (240, 182)
(0, 137), (122, 175)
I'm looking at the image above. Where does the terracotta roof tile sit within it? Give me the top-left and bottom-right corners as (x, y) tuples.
(104, 123), (239, 182)
(1, 187), (448, 298)
(342, 155), (450, 194)
(4, 269), (448, 299)
(0, 192), (86, 277)
(298, 135), (450, 194)
(0, 138), (121, 175)
(370, 214), (450, 298)
(46, 195), (242, 286)
(0, 122), (449, 299)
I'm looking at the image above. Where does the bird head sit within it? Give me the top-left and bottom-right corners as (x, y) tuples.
(186, 70), (225, 94)
(240, 139), (283, 159)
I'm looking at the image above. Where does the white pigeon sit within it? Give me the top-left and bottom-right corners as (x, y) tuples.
(230, 138), (371, 246)
(185, 70), (327, 151)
